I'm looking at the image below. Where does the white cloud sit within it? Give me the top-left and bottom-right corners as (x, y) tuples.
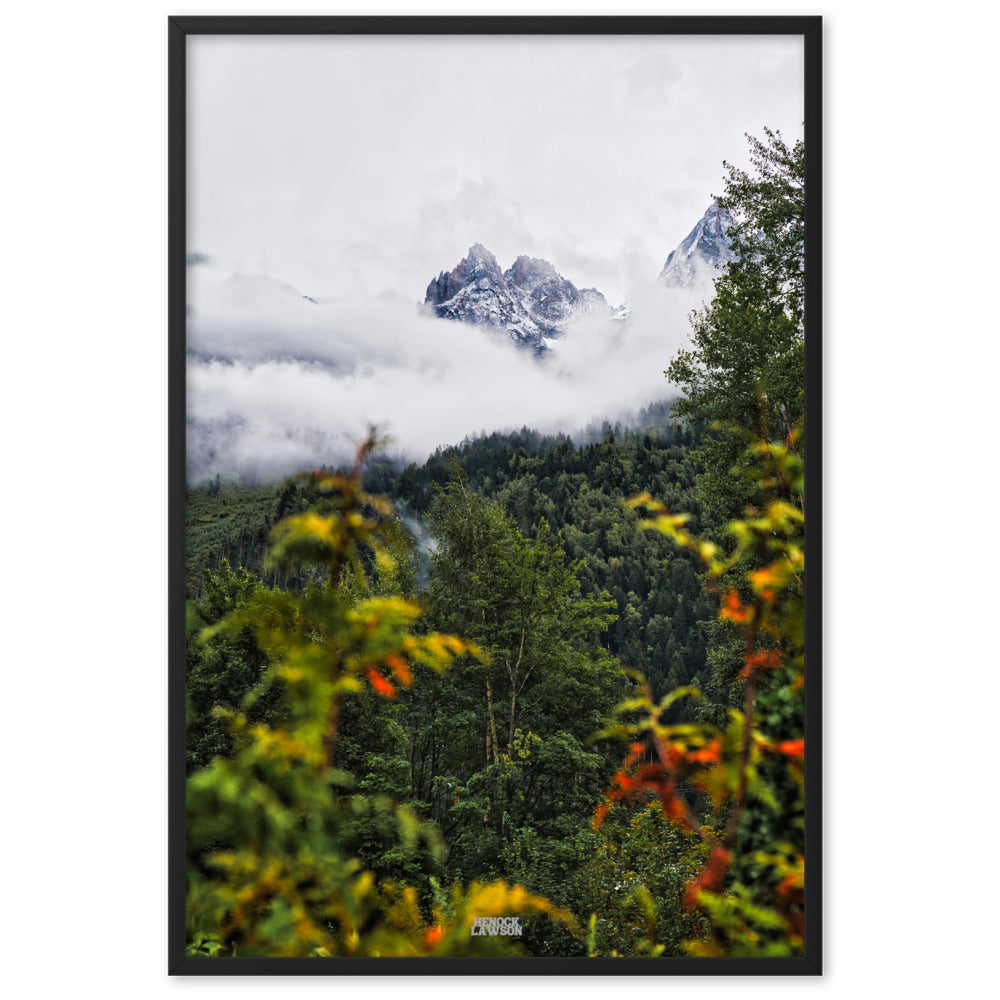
(186, 271), (711, 481)
(187, 34), (803, 305)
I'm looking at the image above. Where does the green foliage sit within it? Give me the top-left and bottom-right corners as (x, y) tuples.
(185, 560), (281, 772)
(185, 443), (574, 957)
(595, 429), (806, 957)
(585, 130), (810, 958)
(426, 473), (620, 745)
(185, 481), (277, 599)
(573, 804), (710, 957)
(722, 128), (806, 320)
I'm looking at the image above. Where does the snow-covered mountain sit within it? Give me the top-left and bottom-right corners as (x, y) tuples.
(659, 202), (734, 288)
(424, 244), (620, 354)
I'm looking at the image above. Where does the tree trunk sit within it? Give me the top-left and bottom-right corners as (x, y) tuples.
(508, 630), (527, 749)
(486, 671), (501, 765)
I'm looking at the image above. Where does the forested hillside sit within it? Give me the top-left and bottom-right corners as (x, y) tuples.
(188, 412), (716, 700)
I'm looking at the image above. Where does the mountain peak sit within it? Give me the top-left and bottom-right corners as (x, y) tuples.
(424, 243), (503, 309)
(506, 255), (558, 287)
(465, 242), (500, 269)
(659, 202), (734, 288)
(424, 247), (615, 353)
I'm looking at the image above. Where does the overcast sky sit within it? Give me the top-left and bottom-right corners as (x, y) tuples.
(186, 33), (804, 480)
(188, 33), (803, 306)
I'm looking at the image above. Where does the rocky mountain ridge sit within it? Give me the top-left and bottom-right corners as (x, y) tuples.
(424, 245), (620, 354)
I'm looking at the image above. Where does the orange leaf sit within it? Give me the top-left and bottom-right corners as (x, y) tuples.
(365, 666), (396, 698)
(719, 589), (752, 623)
(776, 873), (802, 902)
(686, 738), (721, 765)
(593, 802), (610, 830)
(623, 741), (646, 768)
(612, 771), (636, 793)
(662, 791), (690, 826)
(748, 565), (781, 589)
(384, 653), (412, 686)
(739, 649), (782, 678)
(777, 738), (805, 759)
(683, 846), (731, 910)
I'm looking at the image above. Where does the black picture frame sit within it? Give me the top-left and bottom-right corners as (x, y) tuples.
(169, 13), (821, 976)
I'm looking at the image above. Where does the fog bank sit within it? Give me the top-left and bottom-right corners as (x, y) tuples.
(186, 271), (710, 482)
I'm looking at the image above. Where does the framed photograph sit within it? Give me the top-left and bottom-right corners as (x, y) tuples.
(170, 15), (821, 975)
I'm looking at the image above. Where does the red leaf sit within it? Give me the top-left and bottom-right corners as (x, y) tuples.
(776, 873), (802, 902)
(777, 738), (804, 760)
(683, 846), (731, 910)
(366, 666), (396, 698)
(623, 742), (646, 768)
(738, 649), (782, 678)
(719, 590), (752, 624)
(384, 653), (412, 686)
(686, 738), (722, 765)
(593, 802), (610, 830)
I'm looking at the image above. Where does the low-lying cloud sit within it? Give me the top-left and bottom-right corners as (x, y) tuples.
(186, 270), (711, 482)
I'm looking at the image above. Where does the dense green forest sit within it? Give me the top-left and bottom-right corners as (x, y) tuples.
(188, 409), (715, 701)
(184, 129), (807, 960)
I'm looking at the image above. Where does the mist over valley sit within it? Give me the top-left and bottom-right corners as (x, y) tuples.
(185, 218), (726, 483)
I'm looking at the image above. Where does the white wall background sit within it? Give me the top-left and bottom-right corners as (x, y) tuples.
(4, 0), (995, 994)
